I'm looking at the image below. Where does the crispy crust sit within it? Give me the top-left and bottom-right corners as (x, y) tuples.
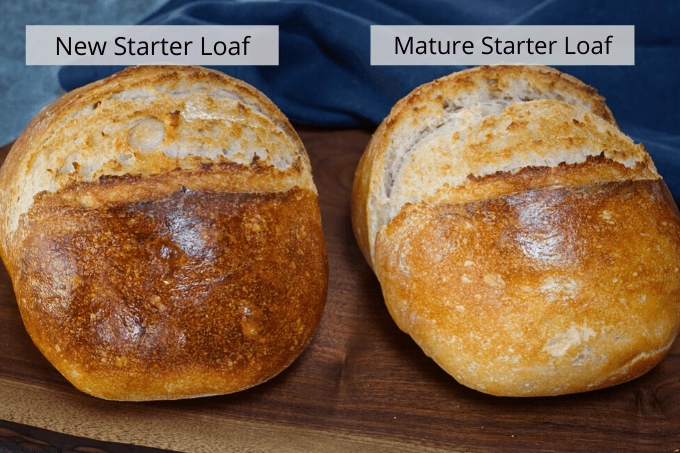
(0, 66), (328, 400)
(387, 65), (615, 128)
(15, 186), (327, 401)
(352, 65), (680, 396)
(375, 179), (680, 396)
(352, 65), (630, 269)
(0, 65), (314, 249)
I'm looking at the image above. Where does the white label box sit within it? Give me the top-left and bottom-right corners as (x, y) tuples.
(371, 25), (634, 66)
(26, 25), (279, 66)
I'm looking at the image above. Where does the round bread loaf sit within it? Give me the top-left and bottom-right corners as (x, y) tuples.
(0, 65), (328, 401)
(352, 65), (680, 396)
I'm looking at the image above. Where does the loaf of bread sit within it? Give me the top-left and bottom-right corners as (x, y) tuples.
(352, 65), (680, 396)
(0, 65), (328, 401)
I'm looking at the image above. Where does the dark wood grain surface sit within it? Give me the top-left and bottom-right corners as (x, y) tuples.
(0, 130), (679, 453)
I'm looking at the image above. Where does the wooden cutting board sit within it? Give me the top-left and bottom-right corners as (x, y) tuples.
(0, 129), (679, 453)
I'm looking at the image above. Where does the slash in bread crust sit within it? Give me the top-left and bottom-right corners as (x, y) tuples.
(353, 65), (635, 269)
(352, 65), (680, 396)
(0, 66), (328, 401)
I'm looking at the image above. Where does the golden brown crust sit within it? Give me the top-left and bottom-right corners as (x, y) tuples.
(353, 65), (680, 396)
(1, 66), (328, 400)
(14, 186), (327, 401)
(0, 65), (314, 252)
(352, 66), (630, 269)
(375, 179), (680, 396)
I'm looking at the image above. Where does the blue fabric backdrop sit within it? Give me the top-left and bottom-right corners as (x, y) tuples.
(58, 0), (680, 199)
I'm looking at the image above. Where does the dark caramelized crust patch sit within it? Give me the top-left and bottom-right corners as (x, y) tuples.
(14, 186), (327, 400)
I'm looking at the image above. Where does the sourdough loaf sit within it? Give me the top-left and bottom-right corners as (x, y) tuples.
(352, 65), (680, 396)
(0, 65), (328, 401)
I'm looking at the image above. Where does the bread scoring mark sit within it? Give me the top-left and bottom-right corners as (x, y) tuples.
(6, 66), (312, 236)
(384, 99), (510, 198)
(34, 158), (311, 215)
(383, 104), (653, 256)
(359, 66), (658, 264)
(381, 66), (616, 202)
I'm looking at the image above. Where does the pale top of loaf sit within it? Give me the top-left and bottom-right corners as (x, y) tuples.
(393, 100), (657, 213)
(353, 65), (659, 267)
(0, 65), (314, 239)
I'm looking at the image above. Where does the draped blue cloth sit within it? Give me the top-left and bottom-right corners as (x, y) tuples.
(58, 0), (680, 199)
